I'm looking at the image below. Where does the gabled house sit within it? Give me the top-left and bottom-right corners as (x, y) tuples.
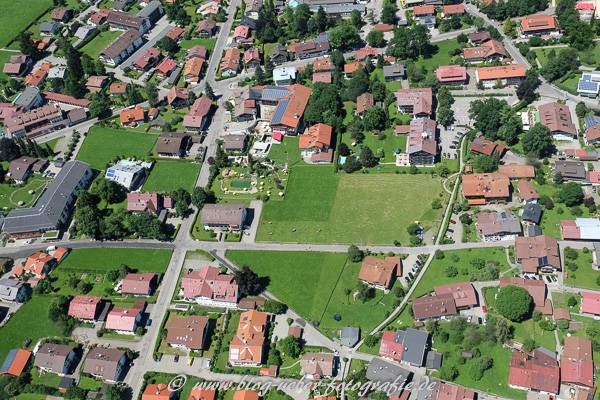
(293, 41), (330, 60)
(395, 88), (432, 117)
(407, 117), (437, 166)
(180, 266), (239, 307)
(8, 157), (40, 183)
(156, 131), (189, 157)
(508, 350), (559, 394)
(521, 203), (542, 226)
(155, 57), (177, 77)
(475, 65), (526, 88)
(383, 63), (405, 82)
(68, 295), (103, 321)
(517, 179), (539, 204)
(132, 47), (161, 72)
(433, 281), (478, 309)
(40, 22), (60, 36)
(233, 25), (250, 42)
(469, 31), (491, 44)
(166, 26), (185, 42)
(120, 105), (145, 127)
(229, 310), (274, 366)
(562, 336), (594, 388)
(313, 58), (334, 72)
(515, 235), (560, 274)
(188, 45), (208, 60)
(220, 48), (242, 76)
(189, 388), (217, 400)
(273, 67), (296, 85)
(127, 192), (172, 215)
(441, 4), (464, 17)
(121, 273), (158, 296)
(245, 48), (261, 69)
(475, 211), (522, 240)
(200, 203), (247, 231)
(538, 102), (577, 140)
(343, 61), (364, 77)
(414, 5), (436, 28)
(519, 14), (560, 38)
(33, 344), (76, 375)
(356, 46), (378, 62)
(98, 29), (143, 65)
(184, 57), (205, 84)
(271, 44), (288, 64)
(379, 328), (430, 367)
(167, 315), (210, 351)
(3, 55), (31, 77)
(462, 39), (506, 63)
(25, 69), (47, 88)
(358, 256), (400, 290)
(312, 71), (331, 84)
(223, 134), (247, 152)
(0, 349), (31, 376)
(166, 86), (189, 109)
(299, 123), (332, 159)
(105, 303), (144, 334)
(83, 348), (126, 382)
(356, 93), (374, 118)
(183, 97), (212, 131)
(0, 279), (27, 303)
(300, 353), (336, 378)
(436, 65), (467, 85)
(142, 384), (176, 400)
(25, 252), (55, 276)
(110, 82), (129, 96)
(469, 137), (508, 157)
(51, 7), (74, 22)
(462, 173), (510, 205)
(86, 75), (109, 93)
(365, 358), (411, 398)
(498, 164), (535, 180)
(580, 291), (600, 316)
(197, 19), (217, 37)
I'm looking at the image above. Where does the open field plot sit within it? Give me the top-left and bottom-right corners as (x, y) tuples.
(76, 127), (159, 170)
(226, 251), (347, 323)
(431, 324), (527, 400)
(142, 161), (201, 192)
(58, 248), (173, 273)
(412, 39), (461, 80)
(341, 130), (407, 163)
(0, 0), (53, 47)
(180, 38), (217, 52)
(256, 167), (447, 244)
(564, 249), (600, 289)
(551, 292), (581, 310)
(0, 176), (51, 209)
(80, 30), (122, 59)
(370, 68), (405, 92)
(0, 296), (61, 361)
(533, 48), (568, 68)
(410, 247), (511, 299)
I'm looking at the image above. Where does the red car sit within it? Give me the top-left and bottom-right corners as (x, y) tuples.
(482, 305), (487, 313)
(450, 219), (456, 224)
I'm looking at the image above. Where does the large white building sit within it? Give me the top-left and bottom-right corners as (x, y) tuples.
(105, 162), (145, 190)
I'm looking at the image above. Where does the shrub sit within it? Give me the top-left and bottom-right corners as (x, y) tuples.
(446, 265), (458, 277)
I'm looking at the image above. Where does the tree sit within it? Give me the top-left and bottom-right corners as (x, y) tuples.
(77, 280), (93, 294)
(532, 310), (542, 322)
(65, 386), (88, 400)
(351, 9), (362, 29)
(435, 250), (445, 260)
(16, 31), (42, 60)
(576, 101), (588, 118)
(0, 138), (21, 161)
(156, 36), (179, 54)
(359, 146), (378, 168)
(363, 106), (387, 131)
(446, 265), (458, 277)
(366, 29), (385, 47)
(381, 2), (398, 24)
(497, 285), (532, 321)
(94, 178), (122, 204)
(329, 20), (360, 49)
(264, 57), (275, 78)
(522, 124), (553, 157)
(516, 80), (536, 104)
(437, 107), (454, 127)
(264, 300), (284, 313)
(412, 24), (431, 56)
(338, 142), (350, 156)
(253, 65), (266, 85)
(279, 335), (302, 358)
(473, 154), (500, 173)
(569, 21), (595, 50)
(145, 82), (159, 107)
(267, 347), (282, 366)
(437, 164), (450, 178)
(439, 365), (458, 381)
(425, 318), (439, 335)
(554, 171), (563, 184)
(234, 265), (261, 295)
(564, 246), (579, 260)
(348, 244), (363, 262)
(554, 182), (583, 206)
(495, 317), (510, 343)
(459, 213), (472, 225)
(205, 83), (216, 101)
(357, 280), (375, 303)
(523, 338), (536, 352)
(105, 385), (126, 400)
(192, 187), (213, 209)
(567, 296), (578, 307)
(364, 334), (379, 347)
(170, 188), (191, 217)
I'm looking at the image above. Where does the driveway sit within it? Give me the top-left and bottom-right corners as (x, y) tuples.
(241, 200), (263, 243)
(119, 19), (175, 69)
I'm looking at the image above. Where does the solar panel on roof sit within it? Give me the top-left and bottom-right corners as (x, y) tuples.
(538, 256), (548, 266)
(271, 99), (289, 124)
(262, 87), (289, 100)
(0, 349), (18, 373)
(585, 116), (597, 127)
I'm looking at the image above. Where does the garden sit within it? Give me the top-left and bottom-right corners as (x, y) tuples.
(79, 30), (123, 59)
(0, 175), (51, 209)
(256, 166), (448, 245)
(142, 161), (202, 193)
(562, 247), (600, 289)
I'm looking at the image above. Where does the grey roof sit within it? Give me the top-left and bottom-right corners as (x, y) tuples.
(522, 203), (542, 224)
(74, 25), (96, 39)
(14, 86), (41, 108)
(527, 225), (542, 237)
(271, 44), (288, 59)
(554, 161), (587, 180)
(166, 67), (181, 85)
(425, 351), (442, 370)
(416, 376), (439, 400)
(366, 358), (411, 396)
(3, 161), (91, 234)
(136, 1), (162, 18)
(0, 279), (25, 301)
(40, 21), (59, 33)
(240, 16), (257, 29)
(384, 63), (406, 78)
(108, 163), (144, 174)
(99, 29), (143, 60)
(337, 327), (360, 347)
(535, 346), (556, 359)
(584, 115), (600, 128)
(59, 377), (75, 389)
(395, 328), (429, 366)
(313, 31), (330, 44)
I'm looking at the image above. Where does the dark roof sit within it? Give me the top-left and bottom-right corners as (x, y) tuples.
(240, 16), (257, 29)
(554, 161), (587, 180)
(99, 29), (143, 60)
(366, 358), (411, 397)
(527, 225), (542, 237)
(3, 161), (90, 234)
(522, 203), (542, 224)
(425, 351), (442, 370)
(59, 377), (75, 389)
(14, 87), (40, 108)
(394, 328), (429, 366)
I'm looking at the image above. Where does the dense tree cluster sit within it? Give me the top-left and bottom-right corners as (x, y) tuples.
(386, 25), (432, 60)
(540, 48), (579, 82)
(468, 98), (521, 144)
(480, 0), (548, 21)
(497, 285), (533, 321)
(522, 124), (553, 157)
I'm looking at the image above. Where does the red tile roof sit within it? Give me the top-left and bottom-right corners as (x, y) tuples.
(358, 256), (400, 288)
(476, 65), (526, 81)
(562, 336), (594, 387)
(120, 105), (145, 125)
(299, 123), (332, 150)
(356, 93), (374, 115)
(133, 47), (160, 70)
(167, 86), (188, 105)
(581, 291), (600, 315)
(395, 88), (433, 115)
(25, 252), (54, 275)
(379, 330), (403, 361)
(233, 25), (250, 39)
(412, 293), (457, 319)
(142, 384), (173, 400)
(517, 179), (538, 201)
(520, 15), (555, 32)
(414, 5), (434, 15)
(181, 266), (238, 303)
(356, 46), (378, 61)
(183, 97), (212, 128)
(156, 58), (177, 75)
(469, 138), (508, 156)
(312, 71), (331, 84)
(442, 4), (464, 14)
(436, 65), (466, 83)
(68, 295), (102, 320)
(166, 27), (185, 41)
(344, 61), (364, 75)
(105, 306), (142, 332)
(508, 350), (560, 394)
(498, 164), (535, 179)
(433, 281), (477, 308)
(121, 272), (157, 295)
(0, 349), (31, 376)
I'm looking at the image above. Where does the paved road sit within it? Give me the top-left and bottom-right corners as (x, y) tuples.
(120, 20), (175, 69)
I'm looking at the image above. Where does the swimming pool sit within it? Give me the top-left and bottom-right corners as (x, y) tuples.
(119, 161), (135, 166)
(339, 156), (347, 164)
(230, 180), (251, 189)
(289, 1), (298, 6)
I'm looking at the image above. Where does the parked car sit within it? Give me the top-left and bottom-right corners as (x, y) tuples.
(408, 272), (414, 280)
(483, 318), (487, 326)
(447, 228), (454, 233)
(467, 315), (473, 323)
(482, 305), (487, 313)
(405, 277), (410, 283)
(450, 219), (456, 224)
(146, 319), (152, 326)
(156, 354), (162, 362)
(454, 154), (457, 159)
(413, 264), (419, 269)
(243, 231), (250, 236)
(174, 355), (179, 363)
(551, 276), (557, 282)
(478, 317), (482, 324)
(449, 145), (456, 149)
(546, 276), (552, 283)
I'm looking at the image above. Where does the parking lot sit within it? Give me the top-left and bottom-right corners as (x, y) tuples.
(400, 254), (426, 289)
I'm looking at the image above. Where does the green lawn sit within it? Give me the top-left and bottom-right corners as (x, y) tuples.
(30, 367), (63, 387)
(142, 161), (201, 192)
(80, 30), (123, 59)
(180, 38), (217, 51)
(533, 48), (568, 68)
(226, 251), (347, 325)
(0, 50), (17, 81)
(76, 127), (159, 170)
(0, 175), (51, 209)
(0, 296), (61, 362)
(256, 166), (447, 245)
(371, 68), (404, 92)
(10, 179), (49, 206)
(551, 292), (581, 310)
(431, 324), (527, 400)
(559, 71), (583, 94)
(58, 248), (172, 273)
(266, 136), (305, 167)
(412, 39), (461, 81)
(0, 0), (53, 47)
(78, 376), (104, 391)
(564, 249), (600, 289)
(45, 136), (64, 153)
(341, 130), (407, 163)
(410, 247), (511, 299)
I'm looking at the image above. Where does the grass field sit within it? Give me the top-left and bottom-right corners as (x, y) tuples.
(0, 176), (50, 209)
(0, 0), (53, 47)
(410, 247), (511, 299)
(226, 250), (402, 335)
(142, 161), (201, 192)
(80, 30), (123, 59)
(267, 136), (305, 167)
(0, 296), (61, 362)
(58, 248), (172, 272)
(564, 249), (600, 289)
(256, 166), (447, 245)
(180, 38), (217, 51)
(77, 127), (159, 170)
(533, 48), (568, 68)
(412, 39), (461, 81)
(341, 130), (407, 163)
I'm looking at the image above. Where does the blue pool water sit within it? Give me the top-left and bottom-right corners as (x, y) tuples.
(289, 1), (298, 6)
(339, 156), (347, 164)
(119, 161), (135, 166)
